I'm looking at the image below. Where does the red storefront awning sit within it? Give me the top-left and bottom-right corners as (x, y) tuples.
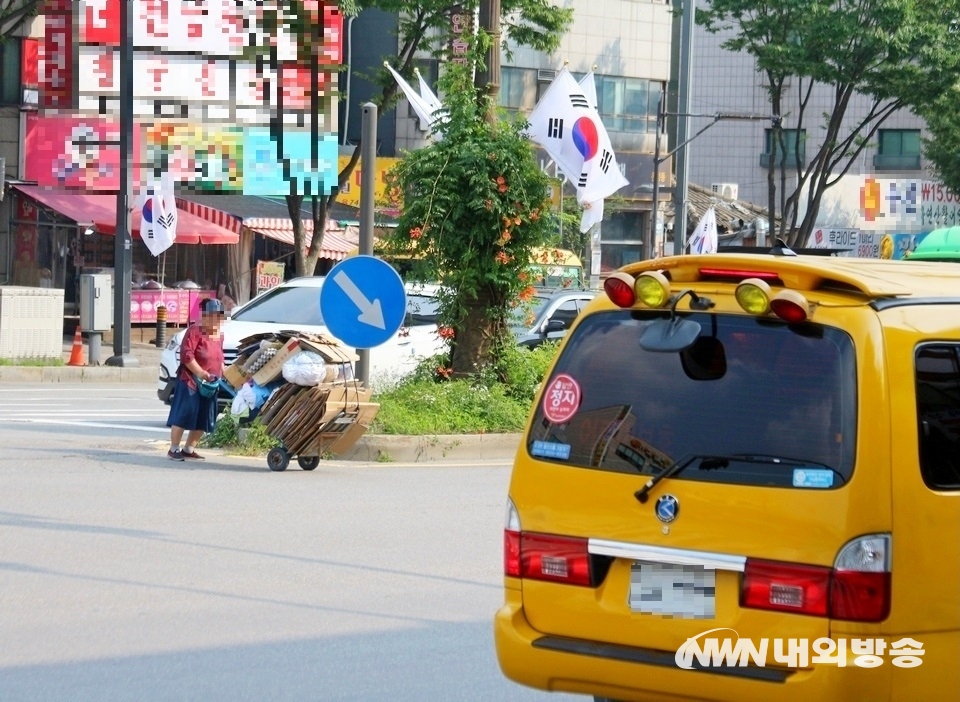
(12, 184), (239, 244)
(242, 217), (357, 261)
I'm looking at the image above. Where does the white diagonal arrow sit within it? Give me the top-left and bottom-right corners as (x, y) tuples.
(333, 270), (385, 329)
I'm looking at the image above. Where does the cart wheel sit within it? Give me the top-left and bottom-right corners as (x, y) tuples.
(298, 456), (321, 471)
(267, 447), (290, 472)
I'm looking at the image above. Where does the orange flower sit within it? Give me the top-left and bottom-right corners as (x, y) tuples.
(530, 209), (540, 221)
(437, 326), (455, 339)
(495, 251), (511, 265)
(518, 271), (528, 283)
(519, 285), (536, 301)
(496, 176), (508, 193)
(437, 366), (454, 379)
(513, 216), (521, 226)
(409, 226), (423, 240)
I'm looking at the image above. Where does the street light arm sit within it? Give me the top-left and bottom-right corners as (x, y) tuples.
(662, 113), (776, 162)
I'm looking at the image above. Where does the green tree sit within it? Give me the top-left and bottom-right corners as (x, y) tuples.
(0, 0), (38, 37)
(382, 64), (553, 376)
(268, 0), (571, 276)
(698, 0), (960, 246)
(921, 91), (960, 195)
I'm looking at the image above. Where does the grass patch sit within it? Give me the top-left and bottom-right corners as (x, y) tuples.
(370, 342), (559, 435)
(0, 357), (65, 367)
(200, 413), (279, 455)
(371, 379), (530, 434)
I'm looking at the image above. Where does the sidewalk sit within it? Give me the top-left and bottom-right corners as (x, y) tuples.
(1, 332), (523, 463)
(0, 333), (164, 384)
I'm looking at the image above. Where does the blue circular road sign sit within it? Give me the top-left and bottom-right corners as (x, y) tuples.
(319, 256), (407, 349)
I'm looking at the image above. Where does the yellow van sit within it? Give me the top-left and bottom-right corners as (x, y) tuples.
(495, 253), (960, 701)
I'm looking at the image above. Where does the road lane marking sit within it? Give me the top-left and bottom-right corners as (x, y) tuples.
(0, 418), (169, 433)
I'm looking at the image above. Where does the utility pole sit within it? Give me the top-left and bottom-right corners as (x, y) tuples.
(672, 0), (695, 255)
(106, 0), (136, 367)
(646, 90), (665, 260)
(477, 0), (501, 121)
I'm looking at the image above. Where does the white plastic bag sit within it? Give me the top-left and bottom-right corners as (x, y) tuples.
(282, 350), (328, 386)
(231, 382), (257, 416)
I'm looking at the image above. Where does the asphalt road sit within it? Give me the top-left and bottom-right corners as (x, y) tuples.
(0, 384), (578, 702)
(0, 383), (170, 439)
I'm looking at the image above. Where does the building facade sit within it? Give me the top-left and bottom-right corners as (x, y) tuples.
(688, 23), (949, 257)
(390, 0), (675, 273)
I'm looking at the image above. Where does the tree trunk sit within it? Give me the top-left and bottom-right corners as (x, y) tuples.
(287, 194), (306, 276)
(450, 287), (506, 376)
(303, 195), (326, 276)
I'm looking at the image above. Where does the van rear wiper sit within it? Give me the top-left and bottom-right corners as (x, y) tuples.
(634, 454), (700, 504)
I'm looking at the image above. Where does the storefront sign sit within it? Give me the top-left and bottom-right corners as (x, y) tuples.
(256, 261), (285, 293)
(39, 0), (343, 196)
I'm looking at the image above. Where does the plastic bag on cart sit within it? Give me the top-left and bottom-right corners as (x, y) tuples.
(282, 351), (329, 386)
(231, 382), (257, 416)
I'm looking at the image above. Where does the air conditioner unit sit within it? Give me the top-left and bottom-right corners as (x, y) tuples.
(537, 69), (557, 82)
(712, 182), (739, 200)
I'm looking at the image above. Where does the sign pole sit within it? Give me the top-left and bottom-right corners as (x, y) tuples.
(106, 0), (136, 367)
(355, 103), (377, 386)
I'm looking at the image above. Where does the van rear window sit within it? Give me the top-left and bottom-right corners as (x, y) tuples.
(528, 311), (858, 488)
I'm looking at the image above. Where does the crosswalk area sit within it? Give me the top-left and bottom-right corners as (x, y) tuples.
(0, 384), (171, 435)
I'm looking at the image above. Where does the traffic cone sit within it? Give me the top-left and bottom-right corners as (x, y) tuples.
(67, 326), (85, 366)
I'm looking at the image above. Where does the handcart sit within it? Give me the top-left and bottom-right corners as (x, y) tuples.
(255, 380), (379, 472)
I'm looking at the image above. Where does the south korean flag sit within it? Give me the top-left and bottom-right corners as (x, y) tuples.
(527, 67), (629, 207)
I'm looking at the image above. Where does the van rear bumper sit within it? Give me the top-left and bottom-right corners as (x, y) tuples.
(494, 590), (890, 702)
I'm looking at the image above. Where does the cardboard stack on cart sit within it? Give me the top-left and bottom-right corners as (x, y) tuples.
(223, 331), (379, 466)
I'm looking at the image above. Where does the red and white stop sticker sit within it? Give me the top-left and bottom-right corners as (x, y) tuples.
(542, 373), (581, 424)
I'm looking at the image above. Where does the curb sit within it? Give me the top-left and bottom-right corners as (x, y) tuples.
(0, 365), (159, 384)
(340, 433), (521, 463)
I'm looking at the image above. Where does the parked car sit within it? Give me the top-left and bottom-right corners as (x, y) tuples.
(495, 255), (960, 700)
(510, 288), (596, 349)
(157, 277), (446, 403)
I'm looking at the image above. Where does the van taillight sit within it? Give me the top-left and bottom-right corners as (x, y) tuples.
(830, 571), (890, 622)
(742, 534), (891, 622)
(504, 529), (521, 577)
(519, 533), (593, 586)
(830, 534), (891, 622)
(502, 499), (593, 586)
(742, 560), (831, 616)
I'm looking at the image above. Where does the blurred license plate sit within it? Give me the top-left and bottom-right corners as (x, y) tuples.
(629, 562), (716, 619)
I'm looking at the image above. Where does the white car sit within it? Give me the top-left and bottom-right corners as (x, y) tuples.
(157, 276), (447, 403)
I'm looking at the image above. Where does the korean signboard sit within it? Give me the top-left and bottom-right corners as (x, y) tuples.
(256, 260), (285, 293)
(34, 0), (342, 196)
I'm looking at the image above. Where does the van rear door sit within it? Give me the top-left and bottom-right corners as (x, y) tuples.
(511, 309), (889, 667)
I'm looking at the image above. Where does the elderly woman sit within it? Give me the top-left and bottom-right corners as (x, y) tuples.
(166, 298), (226, 461)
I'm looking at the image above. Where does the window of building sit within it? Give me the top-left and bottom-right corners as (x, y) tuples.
(0, 38), (21, 106)
(597, 76), (660, 134)
(915, 344), (960, 490)
(761, 128), (806, 168)
(500, 67), (538, 111)
(875, 129), (922, 171)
